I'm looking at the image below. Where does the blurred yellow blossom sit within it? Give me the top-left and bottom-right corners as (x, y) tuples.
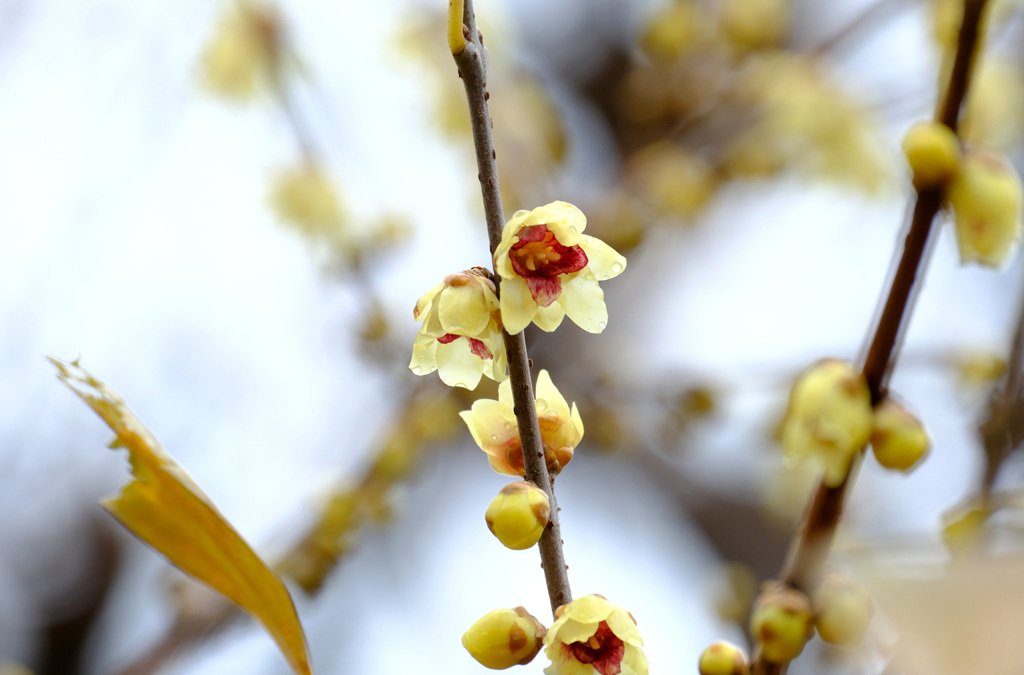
(640, 1), (705, 63)
(719, 0), (789, 51)
(459, 370), (582, 476)
(870, 398), (930, 472)
(902, 122), (961, 191)
(628, 142), (717, 220)
(494, 202), (626, 334)
(544, 595), (648, 675)
(947, 149), (1024, 268)
(268, 163), (348, 243)
(750, 584), (813, 664)
(962, 60), (1024, 150)
(698, 641), (749, 675)
(463, 606), (547, 669)
(782, 359), (873, 487)
(201, 1), (283, 100)
(410, 268), (507, 390)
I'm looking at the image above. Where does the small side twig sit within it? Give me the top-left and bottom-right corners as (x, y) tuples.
(449, 0), (572, 615)
(751, 1), (991, 673)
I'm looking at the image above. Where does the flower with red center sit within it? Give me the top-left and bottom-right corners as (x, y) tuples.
(494, 202), (626, 334)
(410, 268), (507, 389)
(544, 595), (647, 675)
(459, 370), (583, 476)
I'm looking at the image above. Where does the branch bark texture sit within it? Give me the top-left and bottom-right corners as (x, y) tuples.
(450, 0), (572, 615)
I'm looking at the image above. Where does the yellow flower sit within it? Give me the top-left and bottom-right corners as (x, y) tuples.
(947, 149), (1023, 268)
(902, 121), (961, 191)
(782, 360), (873, 487)
(459, 370), (583, 476)
(494, 202), (626, 334)
(268, 164), (347, 241)
(201, 1), (282, 100)
(463, 606), (546, 669)
(543, 595), (647, 675)
(870, 398), (930, 472)
(698, 641), (749, 675)
(485, 481), (551, 550)
(750, 585), (814, 664)
(410, 268), (507, 390)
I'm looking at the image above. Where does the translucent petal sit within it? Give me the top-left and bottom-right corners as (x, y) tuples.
(621, 644), (650, 675)
(436, 339), (484, 390)
(559, 272), (609, 334)
(535, 370), (571, 420)
(581, 235), (627, 281)
(438, 286), (491, 336)
(409, 335), (438, 376)
(500, 277), (538, 335)
(606, 609), (643, 646)
(533, 302), (567, 332)
(414, 282), (444, 320)
(470, 399), (518, 449)
(564, 595), (614, 624)
(554, 618), (600, 645)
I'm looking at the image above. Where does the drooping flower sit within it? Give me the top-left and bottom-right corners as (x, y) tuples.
(870, 397), (930, 472)
(947, 148), (1023, 268)
(494, 202), (626, 335)
(782, 359), (873, 487)
(543, 595), (648, 675)
(460, 370), (582, 476)
(410, 268), (507, 389)
(463, 606), (547, 670)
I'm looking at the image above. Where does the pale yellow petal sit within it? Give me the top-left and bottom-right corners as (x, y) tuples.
(500, 277), (539, 335)
(570, 402), (584, 439)
(621, 644), (650, 675)
(533, 302), (567, 332)
(409, 334), (438, 377)
(413, 282), (444, 321)
(580, 235), (626, 281)
(470, 399), (518, 449)
(535, 370), (571, 421)
(606, 609), (643, 646)
(559, 272), (609, 334)
(436, 339), (484, 390)
(554, 618), (601, 645)
(438, 286), (491, 336)
(564, 595), (614, 624)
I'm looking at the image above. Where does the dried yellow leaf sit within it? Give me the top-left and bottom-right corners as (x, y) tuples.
(50, 358), (312, 675)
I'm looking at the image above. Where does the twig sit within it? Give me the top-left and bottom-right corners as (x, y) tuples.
(809, 0), (910, 57)
(449, 0), (572, 615)
(750, 1), (991, 672)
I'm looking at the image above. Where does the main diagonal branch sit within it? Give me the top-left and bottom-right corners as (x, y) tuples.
(449, 0), (572, 615)
(752, 1), (991, 673)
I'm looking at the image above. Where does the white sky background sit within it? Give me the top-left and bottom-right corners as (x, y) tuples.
(0, 0), (1021, 673)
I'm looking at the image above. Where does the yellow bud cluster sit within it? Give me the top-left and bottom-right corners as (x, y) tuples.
(485, 482), (551, 550)
(698, 641), (749, 675)
(749, 584), (814, 664)
(870, 398), (930, 472)
(462, 606), (546, 669)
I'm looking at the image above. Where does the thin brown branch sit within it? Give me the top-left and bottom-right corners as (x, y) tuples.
(450, 0), (572, 615)
(809, 0), (910, 57)
(751, 1), (991, 672)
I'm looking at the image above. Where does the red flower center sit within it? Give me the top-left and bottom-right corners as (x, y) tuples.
(566, 622), (625, 675)
(508, 224), (588, 307)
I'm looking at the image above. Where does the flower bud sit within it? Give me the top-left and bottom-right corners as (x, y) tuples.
(699, 641), (749, 675)
(485, 482), (550, 550)
(812, 575), (874, 649)
(782, 360), (873, 487)
(947, 149), (1024, 268)
(902, 121), (961, 191)
(462, 606), (546, 669)
(750, 584), (814, 664)
(870, 398), (930, 472)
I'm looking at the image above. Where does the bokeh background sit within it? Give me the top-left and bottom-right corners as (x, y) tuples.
(1, 0), (1023, 673)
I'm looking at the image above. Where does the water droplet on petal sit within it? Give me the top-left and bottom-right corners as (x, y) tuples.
(411, 366), (423, 375)
(536, 399), (548, 411)
(503, 422), (512, 430)
(611, 262), (623, 274)
(598, 321), (607, 331)
(490, 434), (498, 440)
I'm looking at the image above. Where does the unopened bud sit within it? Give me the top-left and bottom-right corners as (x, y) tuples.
(812, 575), (874, 649)
(902, 121), (961, 191)
(750, 584), (814, 664)
(870, 397), (930, 472)
(698, 641), (749, 675)
(462, 606), (546, 669)
(485, 482), (550, 550)
(947, 149), (1023, 268)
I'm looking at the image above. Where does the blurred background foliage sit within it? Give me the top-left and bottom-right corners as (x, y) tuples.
(2, 0), (1024, 674)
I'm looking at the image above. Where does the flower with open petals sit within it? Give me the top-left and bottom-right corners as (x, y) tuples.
(544, 595), (648, 675)
(410, 268), (507, 389)
(494, 202), (626, 334)
(460, 370), (582, 476)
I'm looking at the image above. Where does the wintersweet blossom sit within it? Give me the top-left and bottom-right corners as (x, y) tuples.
(782, 359), (873, 487)
(459, 370), (583, 476)
(494, 202), (626, 334)
(410, 268), (507, 389)
(544, 595), (648, 675)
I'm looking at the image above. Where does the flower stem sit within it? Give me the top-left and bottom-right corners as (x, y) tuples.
(450, 0), (572, 615)
(751, 1), (990, 671)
